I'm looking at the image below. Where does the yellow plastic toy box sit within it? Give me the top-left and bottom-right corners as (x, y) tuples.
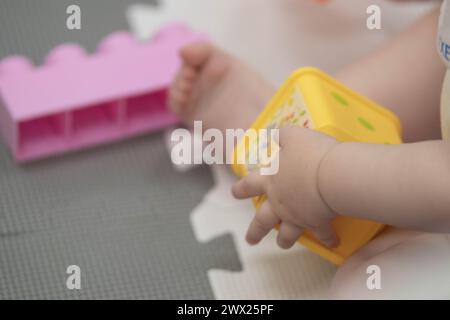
(232, 67), (402, 266)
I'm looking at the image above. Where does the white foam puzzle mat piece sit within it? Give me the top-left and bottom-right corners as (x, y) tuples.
(127, 0), (435, 85)
(191, 165), (337, 299)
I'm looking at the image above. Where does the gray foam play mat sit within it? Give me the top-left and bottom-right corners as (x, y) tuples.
(0, 0), (241, 299)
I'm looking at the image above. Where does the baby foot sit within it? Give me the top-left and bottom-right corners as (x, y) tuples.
(169, 42), (275, 134)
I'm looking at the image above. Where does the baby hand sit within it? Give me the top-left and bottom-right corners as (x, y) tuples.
(232, 125), (340, 249)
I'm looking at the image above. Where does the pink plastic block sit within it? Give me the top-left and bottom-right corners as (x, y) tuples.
(0, 23), (206, 162)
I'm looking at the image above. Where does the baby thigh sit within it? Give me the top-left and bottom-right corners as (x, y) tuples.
(329, 228), (450, 299)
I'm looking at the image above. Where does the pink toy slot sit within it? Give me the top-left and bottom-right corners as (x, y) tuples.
(0, 23), (207, 162)
(19, 113), (68, 157)
(127, 89), (175, 132)
(72, 102), (118, 141)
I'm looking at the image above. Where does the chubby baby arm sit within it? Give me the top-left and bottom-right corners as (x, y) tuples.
(232, 125), (450, 249)
(318, 138), (450, 233)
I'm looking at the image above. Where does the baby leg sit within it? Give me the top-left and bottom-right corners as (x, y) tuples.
(170, 42), (275, 134)
(329, 228), (450, 299)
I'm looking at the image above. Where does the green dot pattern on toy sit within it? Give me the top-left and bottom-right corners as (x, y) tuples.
(358, 117), (375, 132)
(331, 92), (348, 106)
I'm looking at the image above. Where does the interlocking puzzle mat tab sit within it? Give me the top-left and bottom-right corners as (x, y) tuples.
(191, 165), (336, 299)
(163, 127), (336, 299)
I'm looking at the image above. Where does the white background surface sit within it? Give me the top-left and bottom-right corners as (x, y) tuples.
(128, 0), (435, 85)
